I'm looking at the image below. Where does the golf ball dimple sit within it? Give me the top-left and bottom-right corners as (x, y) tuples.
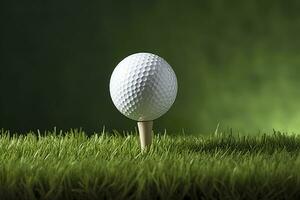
(109, 52), (177, 121)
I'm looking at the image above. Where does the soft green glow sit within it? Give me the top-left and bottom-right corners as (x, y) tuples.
(1, 0), (300, 133)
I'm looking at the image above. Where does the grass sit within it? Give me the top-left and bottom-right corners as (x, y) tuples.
(0, 129), (300, 199)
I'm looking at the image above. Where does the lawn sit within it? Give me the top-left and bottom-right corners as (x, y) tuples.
(0, 129), (300, 200)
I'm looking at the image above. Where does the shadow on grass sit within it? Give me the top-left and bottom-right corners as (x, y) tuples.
(173, 133), (300, 154)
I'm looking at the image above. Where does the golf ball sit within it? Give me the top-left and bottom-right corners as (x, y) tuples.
(109, 52), (177, 121)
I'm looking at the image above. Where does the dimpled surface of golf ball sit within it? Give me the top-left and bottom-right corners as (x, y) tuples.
(109, 53), (177, 121)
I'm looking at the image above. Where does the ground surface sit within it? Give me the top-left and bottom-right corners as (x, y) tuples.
(0, 129), (300, 200)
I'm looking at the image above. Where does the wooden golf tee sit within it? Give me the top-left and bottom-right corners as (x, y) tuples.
(138, 121), (153, 151)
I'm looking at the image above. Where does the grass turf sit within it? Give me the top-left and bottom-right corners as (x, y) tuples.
(0, 129), (300, 200)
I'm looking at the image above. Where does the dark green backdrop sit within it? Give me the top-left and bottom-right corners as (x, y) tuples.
(1, 0), (300, 134)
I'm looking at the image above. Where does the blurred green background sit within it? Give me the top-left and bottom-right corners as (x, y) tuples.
(1, 0), (300, 134)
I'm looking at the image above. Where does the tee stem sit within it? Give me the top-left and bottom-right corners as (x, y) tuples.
(137, 121), (153, 151)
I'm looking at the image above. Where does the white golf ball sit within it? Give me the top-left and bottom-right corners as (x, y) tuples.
(109, 52), (177, 121)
